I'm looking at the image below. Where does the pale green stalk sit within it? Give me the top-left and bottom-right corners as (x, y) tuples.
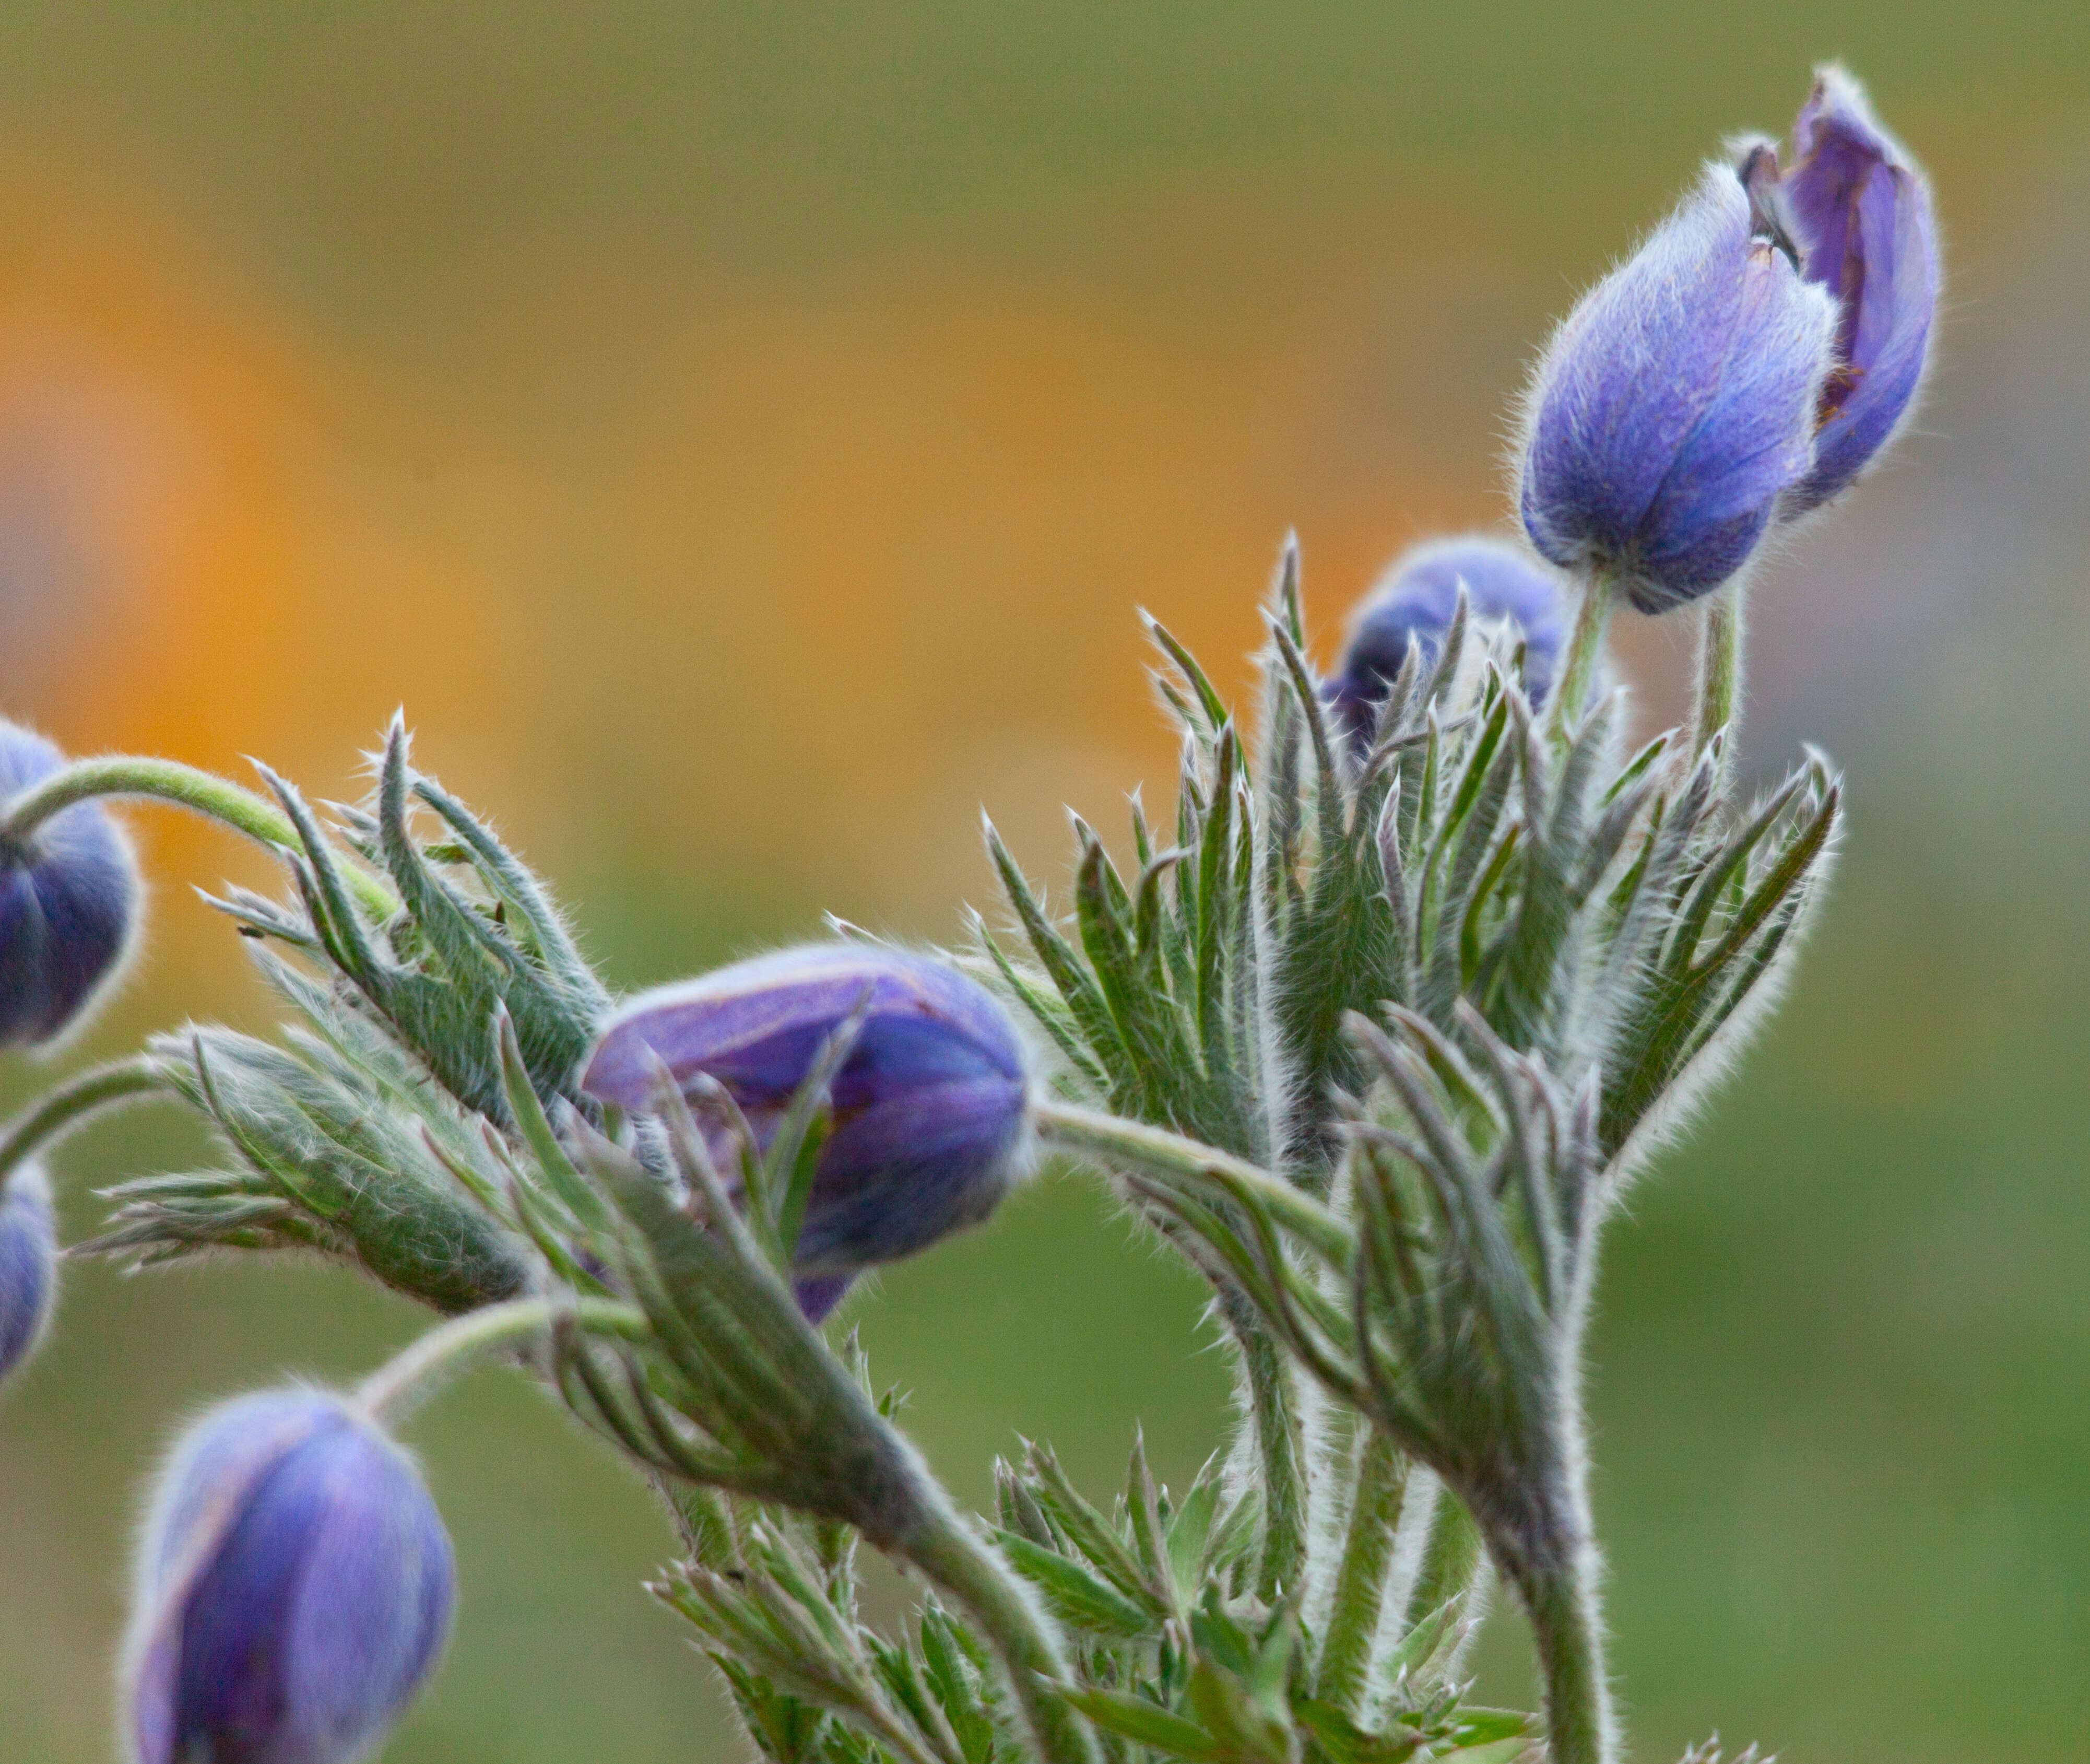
(0, 755), (396, 920)
(1316, 1430), (1408, 1712)
(357, 1296), (648, 1426)
(1545, 565), (1618, 740)
(1692, 580), (1746, 766)
(0, 1056), (169, 1186)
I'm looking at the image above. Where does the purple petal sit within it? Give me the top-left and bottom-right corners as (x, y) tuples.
(583, 945), (1032, 1279)
(127, 1392), (453, 1764)
(1332, 535), (1566, 740)
(1521, 166), (1837, 611)
(585, 945), (1023, 1110)
(0, 1167), (56, 1382)
(0, 720), (137, 1049)
(1780, 66), (1939, 512)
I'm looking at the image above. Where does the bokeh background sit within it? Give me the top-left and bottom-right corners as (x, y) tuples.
(2, 6), (2086, 1761)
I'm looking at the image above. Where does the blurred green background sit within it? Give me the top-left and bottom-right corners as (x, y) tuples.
(2, 6), (2087, 1761)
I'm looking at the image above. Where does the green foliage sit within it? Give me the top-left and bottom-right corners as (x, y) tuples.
(11, 538), (1845, 1764)
(980, 550), (1838, 1193)
(662, 1420), (1529, 1764)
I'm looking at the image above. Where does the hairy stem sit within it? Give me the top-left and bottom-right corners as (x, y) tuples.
(0, 755), (396, 920)
(1546, 566), (1617, 739)
(0, 1056), (169, 1187)
(1524, 1558), (1616, 1764)
(1316, 1430), (1408, 1711)
(899, 1505), (1101, 1764)
(1034, 1099), (1330, 1599)
(1692, 581), (1746, 767)
(357, 1296), (648, 1427)
(1240, 1319), (1307, 1601)
(1032, 1099), (1348, 1260)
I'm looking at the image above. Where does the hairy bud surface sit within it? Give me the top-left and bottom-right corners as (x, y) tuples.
(126, 1389), (454, 1764)
(584, 944), (1030, 1285)
(0, 1165), (56, 1386)
(0, 720), (138, 1048)
(1519, 166), (1838, 613)
(1328, 535), (1566, 744)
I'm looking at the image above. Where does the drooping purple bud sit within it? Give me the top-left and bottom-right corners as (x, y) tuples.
(0, 720), (139, 1049)
(1326, 535), (1566, 746)
(126, 1388), (454, 1764)
(582, 944), (1031, 1288)
(1770, 66), (1939, 514)
(1519, 165), (1839, 614)
(0, 1165), (57, 1387)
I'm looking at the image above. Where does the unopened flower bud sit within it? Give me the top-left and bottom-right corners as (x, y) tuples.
(1766, 66), (1939, 513)
(0, 720), (138, 1049)
(583, 945), (1031, 1286)
(1327, 535), (1566, 744)
(1519, 164), (1839, 613)
(126, 1389), (454, 1764)
(0, 1164), (57, 1387)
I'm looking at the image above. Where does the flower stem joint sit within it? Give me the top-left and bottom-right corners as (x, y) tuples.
(582, 943), (1033, 1318)
(125, 1389), (454, 1764)
(0, 721), (140, 1050)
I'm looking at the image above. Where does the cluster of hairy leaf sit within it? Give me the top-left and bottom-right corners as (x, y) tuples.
(660, 1425), (1528, 1764)
(975, 549), (1840, 1680)
(1126, 1004), (1603, 1612)
(981, 549), (1840, 1196)
(78, 717), (612, 1305)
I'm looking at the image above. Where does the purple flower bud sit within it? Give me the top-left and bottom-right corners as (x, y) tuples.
(1769, 66), (1940, 514)
(1519, 164), (1839, 614)
(126, 1389), (454, 1764)
(0, 1165), (57, 1386)
(1327, 535), (1566, 744)
(0, 720), (138, 1049)
(582, 945), (1031, 1285)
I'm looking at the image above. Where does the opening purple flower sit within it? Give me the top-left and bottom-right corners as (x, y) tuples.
(0, 720), (138, 1049)
(1766, 65), (1940, 514)
(0, 1165), (56, 1387)
(126, 1389), (454, 1764)
(1518, 164), (1839, 614)
(1327, 535), (1567, 748)
(582, 944), (1032, 1306)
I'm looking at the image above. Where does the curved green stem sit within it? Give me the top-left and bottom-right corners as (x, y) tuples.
(0, 1056), (170, 1187)
(1546, 566), (1618, 742)
(0, 755), (396, 921)
(357, 1295), (648, 1427)
(898, 1502), (1101, 1764)
(1317, 1431), (1408, 1711)
(1032, 1099), (1349, 1263)
(1034, 1099), (1331, 1602)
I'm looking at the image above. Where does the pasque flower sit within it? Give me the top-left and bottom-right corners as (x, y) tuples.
(0, 720), (138, 1049)
(0, 1165), (57, 1386)
(1763, 66), (1940, 513)
(1519, 163), (1839, 613)
(126, 1389), (454, 1764)
(1327, 535), (1566, 745)
(583, 945), (1031, 1302)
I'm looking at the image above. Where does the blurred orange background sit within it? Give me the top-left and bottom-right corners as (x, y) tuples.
(4, 7), (2090, 1762)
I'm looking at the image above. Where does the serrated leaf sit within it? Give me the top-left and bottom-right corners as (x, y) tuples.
(1057, 1687), (1227, 1763)
(994, 1533), (1157, 1638)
